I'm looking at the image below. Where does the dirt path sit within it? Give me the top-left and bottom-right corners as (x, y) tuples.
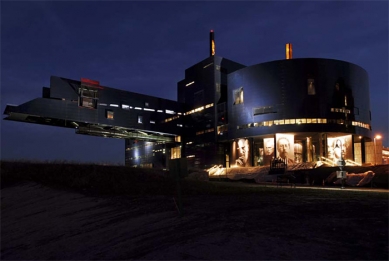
(1, 182), (388, 260)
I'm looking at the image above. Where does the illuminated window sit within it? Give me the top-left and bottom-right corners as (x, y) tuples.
(122, 104), (130, 110)
(285, 119), (290, 124)
(138, 116), (143, 124)
(171, 147), (181, 159)
(307, 119), (312, 123)
(344, 95), (347, 106)
(185, 81), (195, 87)
(278, 119), (284, 125)
(203, 63), (213, 69)
(290, 119), (296, 124)
(110, 104), (119, 107)
(307, 79), (315, 95)
(166, 110), (176, 114)
(175, 136), (181, 142)
(233, 87), (244, 105)
(106, 110), (114, 120)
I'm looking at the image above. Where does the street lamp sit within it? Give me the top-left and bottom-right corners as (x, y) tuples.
(374, 135), (382, 166)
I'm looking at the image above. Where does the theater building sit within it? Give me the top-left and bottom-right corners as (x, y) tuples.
(4, 31), (380, 169)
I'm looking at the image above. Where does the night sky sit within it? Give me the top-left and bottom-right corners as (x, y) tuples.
(1, 1), (388, 165)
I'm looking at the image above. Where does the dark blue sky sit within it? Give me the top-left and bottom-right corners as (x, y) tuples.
(1, 1), (388, 164)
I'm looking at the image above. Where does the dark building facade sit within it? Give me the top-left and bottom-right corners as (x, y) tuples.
(4, 32), (374, 169)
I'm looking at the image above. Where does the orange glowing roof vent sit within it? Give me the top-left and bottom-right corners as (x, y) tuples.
(286, 43), (292, 59)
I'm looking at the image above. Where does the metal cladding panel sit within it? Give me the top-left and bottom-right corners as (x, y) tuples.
(50, 76), (80, 100)
(227, 58), (371, 139)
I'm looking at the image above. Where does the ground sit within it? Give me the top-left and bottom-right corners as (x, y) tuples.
(1, 181), (388, 260)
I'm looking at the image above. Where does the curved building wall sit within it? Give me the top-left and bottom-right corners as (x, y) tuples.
(227, 58), (371, 139)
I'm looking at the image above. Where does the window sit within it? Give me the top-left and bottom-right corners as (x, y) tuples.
(307, 79), (315, 95)
(233, 87), (244, 105)
(171, 146), (181, 159)
(106, 110), (114, 120)
(165, 109), (176, 115)
(122, 104), (130, 110)
(216, 83), (221, 93)
(253, 106), (277, 116)
(203, 62), (213, 69)
(138, 116), (143, 124)
(194, 90), (204, 106)
(354, 107), (359, 115)
(79, 88), (98, 109)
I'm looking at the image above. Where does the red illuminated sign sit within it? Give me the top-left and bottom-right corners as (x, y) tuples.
(81, 78), (103, 89)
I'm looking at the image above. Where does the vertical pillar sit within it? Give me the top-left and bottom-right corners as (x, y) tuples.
(361, 137), (366, 164)
(306, 137), (312, 162)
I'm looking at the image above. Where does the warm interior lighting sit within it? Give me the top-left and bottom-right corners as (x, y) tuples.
(286, 43), (292, 59)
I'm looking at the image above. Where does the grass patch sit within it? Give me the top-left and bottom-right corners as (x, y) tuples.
(1, 161), (387, 199)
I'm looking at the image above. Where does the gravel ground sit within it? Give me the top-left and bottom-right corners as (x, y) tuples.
(1, 182), (388, 260)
